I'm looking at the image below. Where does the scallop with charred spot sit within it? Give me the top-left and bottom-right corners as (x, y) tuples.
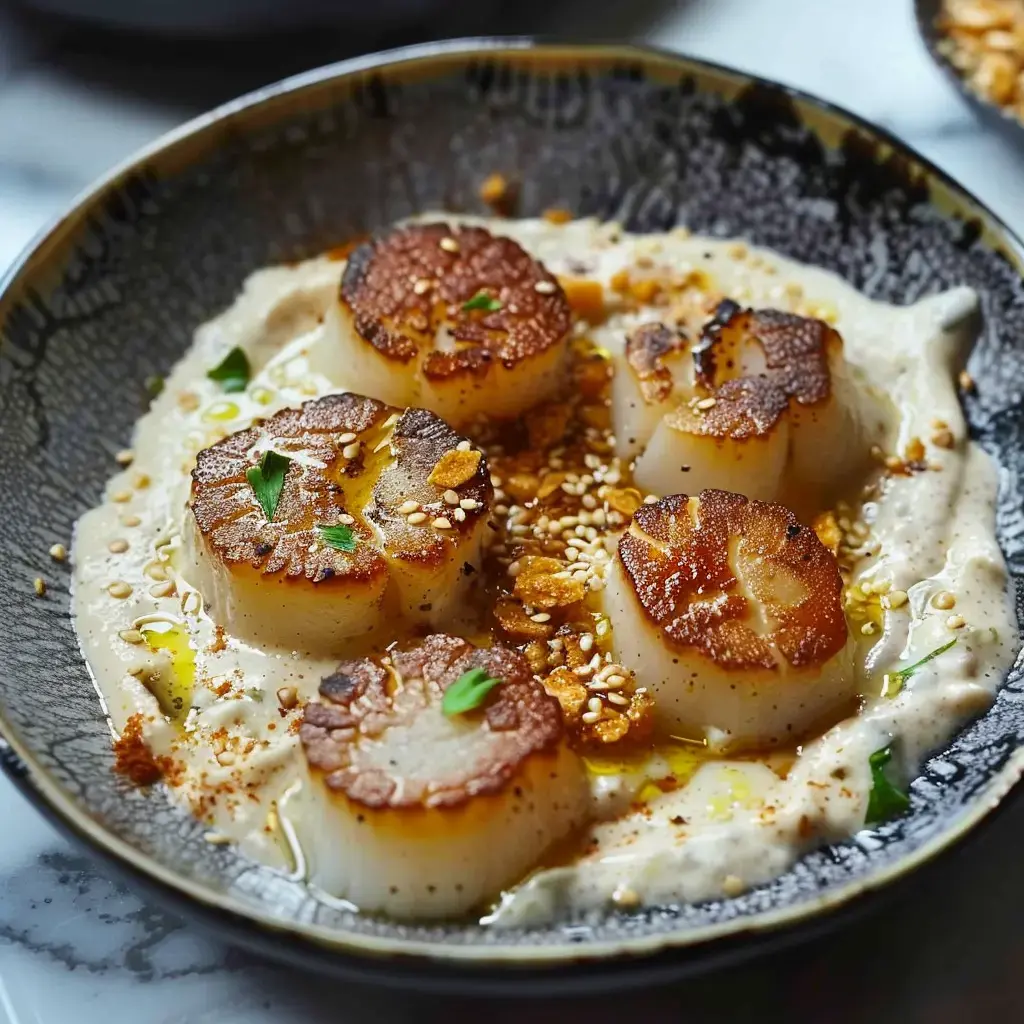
(308, 222), (573, 427)
(604, 489), (856, 753)
(298, 634), (589, 919)
(184, 394), (493, 654)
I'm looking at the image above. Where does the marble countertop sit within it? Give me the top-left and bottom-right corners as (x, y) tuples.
(3, 0), (1024, 1019)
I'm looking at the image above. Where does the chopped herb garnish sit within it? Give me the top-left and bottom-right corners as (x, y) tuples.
(247, 687), (264, 702)
(145, 375), (165, 398)
(462, 290), (502, 313)
(318, 523), (357, 552)
(881, 638), (957, 698)
(246, 450), (291, 521)
(442, 667), (503, 717)
(207, 346), (251, 393)
(865, 745), (910, 824)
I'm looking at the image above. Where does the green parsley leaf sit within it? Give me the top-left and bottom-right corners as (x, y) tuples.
(247, 687), (264, 702)
(462, 291), (502, 313)
(207, 346), (251, 393)
(144, 374), (165, 398)
(246, 450), (291, 521)
(318, 523), (357, 552)
(865, 745), (910, 825)
(881, 637), (957, 698)
(442, 666), (503, 717)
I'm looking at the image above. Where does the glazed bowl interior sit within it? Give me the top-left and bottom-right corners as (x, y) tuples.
(1, 39), (1024, 990)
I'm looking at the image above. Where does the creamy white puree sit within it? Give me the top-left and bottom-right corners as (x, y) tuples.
(72, 216), (1018, 923)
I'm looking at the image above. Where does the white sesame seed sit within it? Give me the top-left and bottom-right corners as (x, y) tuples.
(534, 280), (557, 294)
(397, 500), (421, 515)
(432, 517), (452, 530)
(490, 475), (503, 487)
(607, 692), (629, 706)
(860, 622), (879, 636)
(342, 442), (361, 459)
(407, 512), (427, 525)
(108, 581), (132, 599)
(413, 278), (432, 295)
(587, 679), (610, 691)
(337, 513), (356, 525)
(150, 581), (175, 599)
(49, 543), (67, 562)
(115, 448), (135, 465)
(111, 490), (132, 503)
(596, 619), (610, 637)
(121, 514), (141, 528)
(932, 591), (956, 610)
(578, 634), (594, 652)
(439, 237), (459, 253)
(574, 664), (595, 677)
(338, 432), (357, 444)
(457, 440), (472, 452)
(507, 561), (522, 577)
(460, 498), (480, 510)
(605, 674), (626, 687)
(453, 507), (466, 522)
(587, 696), (604, 714)
(643, 494), (658, 504)
(216, 750), (236, 766)
(443, 489), (460, 505)
(882, 590), (908, 610)
(530, 612), (552, 623)
(947, 614), (966, 629)
(510, 524), (529, 536)
(108, 538), (129, 554)
(565, 547), (580, 561)
(119, 629), (145, 645)
(572, 569), (589, 582)
(581, 711), (602, 724)
(581, 494), (598, 510)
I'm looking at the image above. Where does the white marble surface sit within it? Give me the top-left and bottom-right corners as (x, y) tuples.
(2, 0), (1024, 1019)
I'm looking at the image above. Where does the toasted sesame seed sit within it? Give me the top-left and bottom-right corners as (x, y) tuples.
(407, 512), (427, 525)
(883, 590), (908, 610)
(150, 581), (175, 599)
(413, 278), (432, 295)
(695, 397), (717, 411)
(490, 475), (503, 487)
(643, 494), (658, 504)
(605, 674), (626, 687)
(108, 539), (129, 554)
(338, 432), (357, 444)
(460, 498), (479, 510)
(574, 664), (595, 677)
(507, 561), (522, 577)
(337, 513), (356, 525)
(564, 547), (580, 561)
(587, 696), (604, 714)
(398, 500), (420, 515)
(443, 489), (460, 505)
(33, 577), (46, 597)
(884, 455), (903, 470)
(607, 692), (629, 706)
(860, 622), (879, 636)
(145, 563), (168, 582)
(959, 370), (975, 393)
(277, 686), (298, 710)
(108, 581), (132, 599)
(579, 633), (594, 652)
(115, 448), (135, 466)
(342, 442), (361, 459)
(530, 612), (552, 623)
(133, 472), (151, 489)
(453, 507), (466, 522)
(932, 591), (956, 610)
(457, 440), (472, 452)
(119, 629), (146, 645)
(439, 237), (460, 253)
(947, 614), (966, 629)
(534, 280), (557, 294)
(722, 874), (746, 897)
(216, 750), (236, 766)
(203, 832), (232, 845)
(120, 514), (141, 528)
(111, 490), (132, 503)
(432, 516), (452, 530)
(49, 543), (67, 562)
(587, 678), (610, 691)
(581, 711), (602, 724)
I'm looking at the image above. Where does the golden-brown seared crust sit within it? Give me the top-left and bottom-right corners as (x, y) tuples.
(618, 490), (847, 671)
(625, 322), (688, 403)
(299, 634), (566, 809)
(668, 376), (789, 440)
(695, 302), (839, 405)
(189, 394), (491, 583)
(340, 222), (571, 380)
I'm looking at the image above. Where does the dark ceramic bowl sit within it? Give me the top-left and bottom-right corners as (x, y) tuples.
(915, 0), (1024, 148)
(1, 38), (1024, 995)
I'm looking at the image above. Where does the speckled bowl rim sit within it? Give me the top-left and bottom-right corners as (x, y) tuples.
(2, 37), (1024, 977)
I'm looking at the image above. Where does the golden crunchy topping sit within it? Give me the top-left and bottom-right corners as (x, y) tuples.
(812, 510), (843, 555)
(427, 448), (483, 488)
(558, 277), (605, 323)
(514, 572), (586, 610)
(542, 665), (654, 748)
(494, 597), (553, 640)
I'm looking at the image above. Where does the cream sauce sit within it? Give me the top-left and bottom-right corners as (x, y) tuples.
(71, 216), (1018, 922)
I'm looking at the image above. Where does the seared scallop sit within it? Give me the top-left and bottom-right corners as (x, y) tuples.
(612, 322), (695, 461)
(299, 634), (589, 918)
(184, 393), (492, 653)
(604, 490), (855, 752)
(633, 376), (790, 503)
(692, 302), (868, 501)
(309, 222), (573, 427)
